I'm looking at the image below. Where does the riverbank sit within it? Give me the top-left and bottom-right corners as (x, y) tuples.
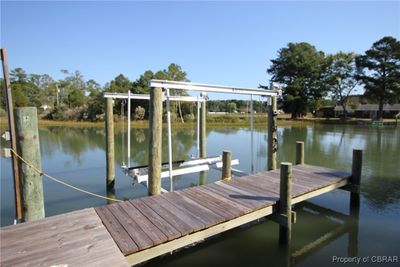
(0, 114), (398, 129)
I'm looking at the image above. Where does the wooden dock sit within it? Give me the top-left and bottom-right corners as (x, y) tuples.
(0, 163), (354, 267)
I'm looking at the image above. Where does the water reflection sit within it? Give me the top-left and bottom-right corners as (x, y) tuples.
(146, 200), (361, 267)
(1, 124), (399, 266)
(1, 124), (399, 222)
(290, 200), (360, 266)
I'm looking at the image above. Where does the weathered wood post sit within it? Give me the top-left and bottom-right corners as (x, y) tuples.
(200, 100), (207, 158)
(268, 96), (277, 170)
(105, 97), (115, 190)
(14, 107), (45, 221)
(295, 141), (304, 165)
(279, 162), (292, 244)
(1, 48), (23, 222)
(221, 150), (232, 181)
(348, 196), (360, 257)
(350, 150), (362, 191)
(350, 149), (362, 207)
(148, 87), (163, 196)
(348, 149), (362, 256)
(199, 99), (207, 185)
(107, 187), (116, 205)
(199, 171), (207, 185)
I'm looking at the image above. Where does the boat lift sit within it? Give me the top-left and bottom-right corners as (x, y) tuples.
(104, 91), (240, 192)
(104, 80), (281, 192)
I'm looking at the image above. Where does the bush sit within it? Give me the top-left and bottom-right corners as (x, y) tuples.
(184, 114), (195, 121)
(134, 106), (145, 120)
(45, 104), (86, 121)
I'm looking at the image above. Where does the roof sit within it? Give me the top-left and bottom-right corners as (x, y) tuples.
(334, 106), (354, 112)
(356, 104), (400, 111)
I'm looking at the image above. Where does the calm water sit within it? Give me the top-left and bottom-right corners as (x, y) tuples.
(1, 124), (399, 266)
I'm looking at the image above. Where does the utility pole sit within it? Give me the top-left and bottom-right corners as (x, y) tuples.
(1, 48), (23, 223)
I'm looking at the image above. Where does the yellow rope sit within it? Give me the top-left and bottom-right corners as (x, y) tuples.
(10, 149), (123, 202)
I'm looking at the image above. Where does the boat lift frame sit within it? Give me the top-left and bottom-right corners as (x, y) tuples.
(105, 80), (281, 192)
(148, 79), (281, 189)
(104, 91), (207, 170)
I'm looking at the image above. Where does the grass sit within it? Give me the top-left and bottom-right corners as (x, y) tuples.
(0, 113), (398, 129)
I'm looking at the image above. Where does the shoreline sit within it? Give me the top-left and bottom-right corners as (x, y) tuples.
(0, 117), (398, 129)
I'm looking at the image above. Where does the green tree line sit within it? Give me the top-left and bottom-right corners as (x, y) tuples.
(1, 36), (399, 121)
(266, 36), (400, 119)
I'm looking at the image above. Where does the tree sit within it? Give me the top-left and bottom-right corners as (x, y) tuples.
(107, 74), (133, 93)
(86, 79), (104, 121)
(267, 42), (328, 118)
(132, 70), (154, 94)
(59, 70), (87, 108)
(356, 36), (400, 120)
(227, 102), (237, 113)
(159, 63), (190, 122)
(105, 74), (133, 115)
(325, 52), (358, 119)
(9, 68), (30, 107)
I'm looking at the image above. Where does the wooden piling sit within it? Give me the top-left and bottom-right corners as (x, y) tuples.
(14, 107), (44, 222)
(199, 171), (207, 185)
(107, 187), (116, 205)
(148, 87), (163, 196)
(350, 149), (362, 207)
(105, 98), (115, 190)
(295, 141), (304, 165)
(221, 150), (232, 181)
(268, 96), (277, 170)
(348, 196), (360, 257)
(200, 100), (206, 158)
(279, 162), (292, 244)
(1, 48), (23, 222)
(350, 149), (362, 187)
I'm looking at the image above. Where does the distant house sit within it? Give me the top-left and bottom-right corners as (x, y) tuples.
(354, 104), (400, 119)
(316, 106), (334, 118)
(334, 105), (355, 118)
(317, 104), (400, 119)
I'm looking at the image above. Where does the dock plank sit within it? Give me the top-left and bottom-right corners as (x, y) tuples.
(178, 188), (240, 219)
(107, 204), (154, 251)
(119, 201), (168, 245)
(195, 185), (253, 214)
(1, 208), (128, 267)
(129, 199), (181, 240)
(161, 192), (224, 226)
(95, 206), (139, 255)
(206, 183), (265, 209)
(140, 196), (195, 235)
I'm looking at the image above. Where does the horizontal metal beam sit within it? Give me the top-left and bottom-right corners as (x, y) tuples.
(104, 92), (149, 100)
(149, 79), (281, 97)
(103, 92), (206, 102)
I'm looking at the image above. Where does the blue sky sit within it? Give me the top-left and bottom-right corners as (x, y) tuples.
(1, 1), (399, 98)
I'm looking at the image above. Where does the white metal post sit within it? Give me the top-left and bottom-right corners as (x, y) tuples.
(197, 95), (200, 158)
(127, 90), (131, 167)
(250, 94), (254, 174)
(166, 88), (173, 192)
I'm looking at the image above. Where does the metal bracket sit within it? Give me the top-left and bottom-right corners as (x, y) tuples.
(269, 211), (296, 228)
